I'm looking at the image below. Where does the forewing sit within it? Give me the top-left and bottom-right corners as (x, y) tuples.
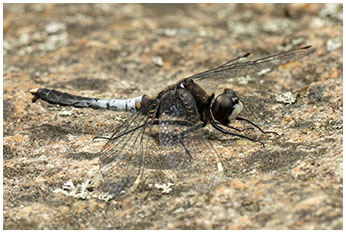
(187, 46), (315, 82)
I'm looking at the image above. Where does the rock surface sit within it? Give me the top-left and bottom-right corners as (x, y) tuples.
(3, 3), (342, 230)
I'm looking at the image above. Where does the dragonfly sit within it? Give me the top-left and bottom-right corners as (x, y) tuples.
(30, 45), (315, 199)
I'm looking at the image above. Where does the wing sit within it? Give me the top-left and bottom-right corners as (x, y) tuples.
(155, 88), (224, 189)
(99, 88), (225, 200)
(187, 46), (315, 82)
(98, 101), (157, 200)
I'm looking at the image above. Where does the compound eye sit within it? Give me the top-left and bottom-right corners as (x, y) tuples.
(211, 89), (243, 125)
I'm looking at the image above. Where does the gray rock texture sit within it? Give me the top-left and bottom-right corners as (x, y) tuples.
(4, 3), (342, 229)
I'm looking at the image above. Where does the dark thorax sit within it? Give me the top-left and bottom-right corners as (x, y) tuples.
(178, 78), (214, 123)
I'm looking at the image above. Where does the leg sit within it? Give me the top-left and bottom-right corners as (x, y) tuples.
(216, 122), (254, 132)
(211, 120), (265, 147)
(180, 140), (192, 160)
(93, 123), (146, 141)
(236, 116), (279, 136)
(178, 121), (207, 138)
(94, 119), (196, 142)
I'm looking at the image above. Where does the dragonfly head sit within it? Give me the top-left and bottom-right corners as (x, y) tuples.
(211, 89), (243, 125)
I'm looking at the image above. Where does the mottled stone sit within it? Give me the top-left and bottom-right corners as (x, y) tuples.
(3, 3), (342, 230)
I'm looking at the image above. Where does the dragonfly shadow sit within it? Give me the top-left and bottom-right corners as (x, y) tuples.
(27, 124), (69, 142)
(66, 152), (100, 160)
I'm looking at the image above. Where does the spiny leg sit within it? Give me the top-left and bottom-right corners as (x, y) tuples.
(214, 121), (254, 133)
(236, 116), (279, 136)
(180, 140), (192, 160)
(211, 120), (265, 147)
(93, 123), (146, 141)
